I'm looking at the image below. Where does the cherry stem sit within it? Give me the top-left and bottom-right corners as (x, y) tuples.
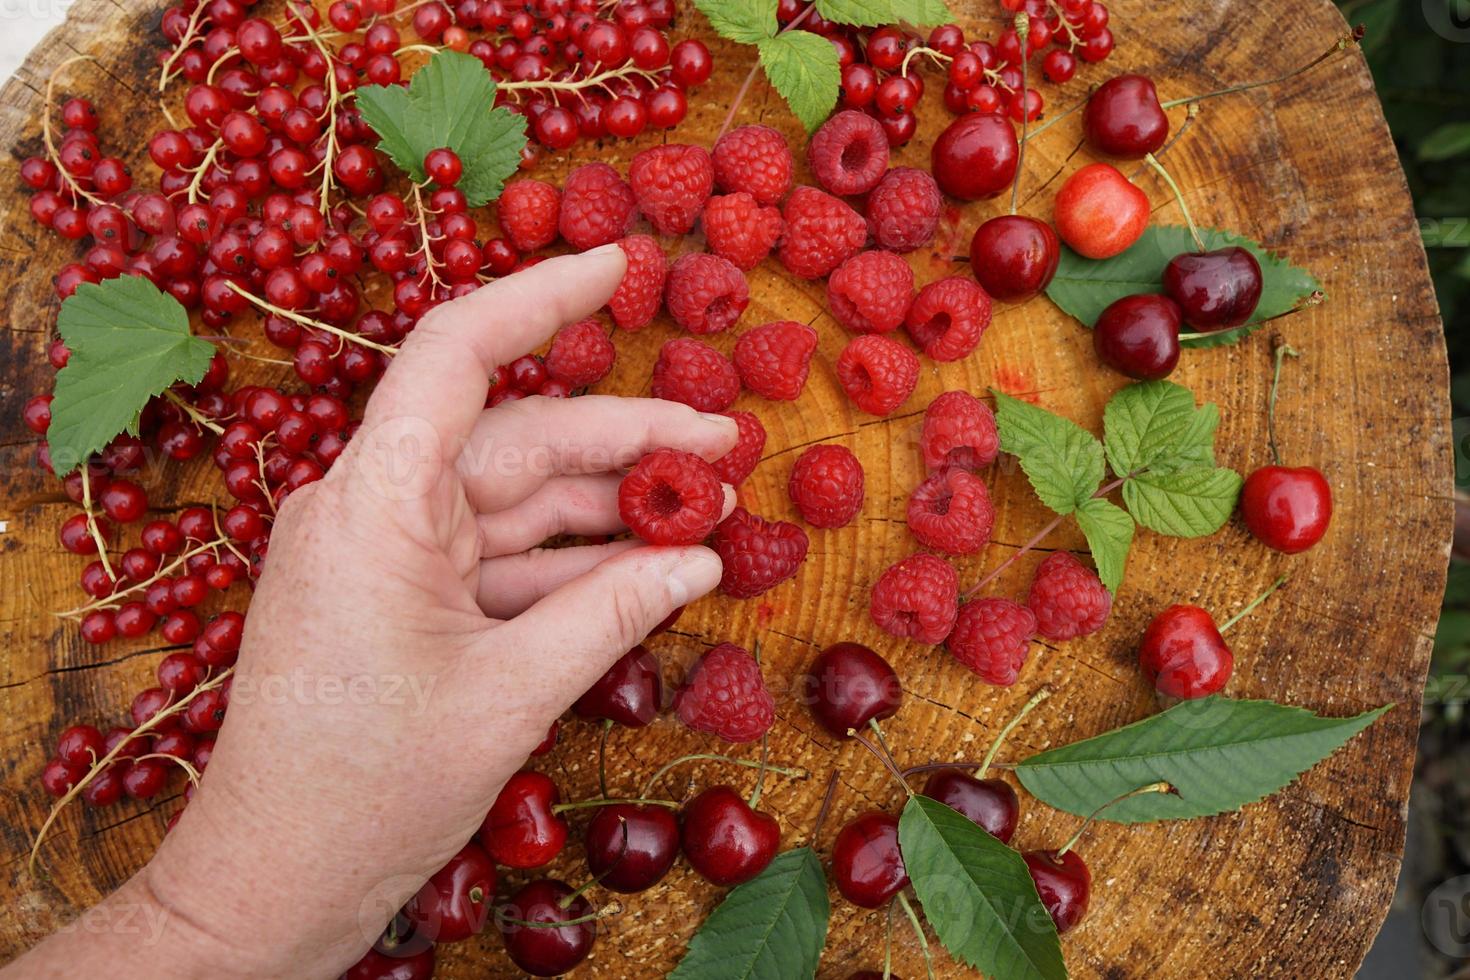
(848, 726), (912, 799)
(978, 689), (1050, 779)
(501, 901), (623, 926)
(715, 2), (815, 141)
(556, 871), (607, 910)
(551, 796), (678, 814)
(1158, 28), (1364, 111)
(223, 281), (399, 356)
(1177, 292), (1322, 344)
(1018, 84), (1089, 143)
(1217, 575), (1288, 634)
(809, 770), (840, 849)
(883, 900), (896, 980)
(747, 733), (771, 809)
(1143, 152), (1206, 253)
(597, 718), (612, 800)
(1057, 780), (1174, 856)
(1266, 339), (1301, 465)
(1009, 12), (1031, 216)
(639, 753), (806, 801)
(78, 469), (116, 583)
(1126, 103), (1200, 181)
(896, 891), (935, 980)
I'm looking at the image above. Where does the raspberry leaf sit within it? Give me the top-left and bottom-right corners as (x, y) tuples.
(899, 795), (1067, 980)
(1074, 498), (1133, 592)
(693, 0), (779, 44)
(1103, 380), (1219, 477)
(356, 50), (526, 207)
(1122, 466), (1243, 538)
(816, 0), (954, 27)
(993, 390), (1104, 514)
(1015, 698), (1392, 822)
(48, 276), (214, 475)
(757, 30), (842, 134)
(1045, 226), (1323, 348)
(669, 846), (829, 980)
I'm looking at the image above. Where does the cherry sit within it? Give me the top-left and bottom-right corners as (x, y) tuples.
(831, 810), (908, 908)
(584, 802), (680, 893)
(680, 785), (780, 886)
(1240, 466), (1332, 553)
(404, 840), (496, 943)
(930, 113), (1018, 200)
(1083, 74), (1168, 158)
(1092, 293), (1182, 380)
(969, 215), (1060, 302)
(481, 770), (568, 869)
(572, 645), (662, 727)
(1053, 163), (1149, 260)
(342, 946), (435, 980)
(1023, 849), (1091, 933)
(1162, 247), (1263, 331)
(801, 642), (901, 739)
(921, 769), (1020, 843)
(1138, 605), (1232, 699)
(497, 878), (596, 976)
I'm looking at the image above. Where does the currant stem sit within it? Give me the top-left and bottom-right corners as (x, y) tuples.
(1009, 13), (1031, 217)
(499, 62), (663, 103)
(1218, 575), (1288, 634)
(135, 751), (202, 787)
(303, 21), (343, 215)
(498, 902), (622, 927)
(223, 281), (399, 356)
(638, 753), (807, 801)
(408, 181), (447, 293)
(1266, 339), (1301, 465)
(1056, 780), (1173, 856)
(747, 733), (771, 810)
(896, 891), (936, 980)
(1143, 152), (1206, 252)
(978, 689), (1050, 779)
(715, 2), (815, 141)
(899, 45), (951, 77)
(1157, 28), (1364, 111)
(78, 469), (116, 583)
(159, 5), (210, 92)
(185, 138), (225, 205)
(56, 535), (230, 619)
(162, 389), (226, 435)
(550, 796), (679, 814)
(44, 56), (106, 208)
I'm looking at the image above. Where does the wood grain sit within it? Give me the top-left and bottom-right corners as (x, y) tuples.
(0, 1), (1450, 977)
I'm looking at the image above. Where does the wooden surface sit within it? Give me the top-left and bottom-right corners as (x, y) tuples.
(0, 1), (1451, 977)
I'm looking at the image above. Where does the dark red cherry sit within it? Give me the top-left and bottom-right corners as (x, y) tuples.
(404, 840), (496, 943)
(341, 945), (435, 980)
(1161, 247), (1263, 331)
(831, 810), (908, 908)
(969, 215), (1060, 302)
(1239, 465), (1332, 553)
(802, 642), (902, 738)
(921, 769), (1020, 843)
(1138, 604), (1232, 699)
(931, 112), (1018, 200)
(1083, 74), (1168, 158)
(497, 878), (596, 977)
(584, 802), (681, 893)
(572, 645), (662, 727)
(480, 770), (568, 869)
(680, 785), (781, 886)
(1023, 849), (1091, 933)
(1092, 293), (1182, 380)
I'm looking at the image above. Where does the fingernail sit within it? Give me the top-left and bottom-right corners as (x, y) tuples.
(698, 412), (736, 428)
(586, 243), (623, 257)
(667, 549), (722, 607)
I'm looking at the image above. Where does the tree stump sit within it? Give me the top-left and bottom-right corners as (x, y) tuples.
(0, 1), (1451, 977)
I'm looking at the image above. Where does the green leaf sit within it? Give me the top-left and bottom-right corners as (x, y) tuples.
(355, 50), (526, 207)
(669, 847), (829, 980)
(693, 0), (778, 43)
(757, 30), (841, 134)
(1046, 226), (1322, 348)
(817, 0), (952, 26)
(895, 0), (955, 25)
(1103, 381), (1219, 477)
(993, 390), (1104, 515)
(1420, 122), (1470, 161)
(1015, 698), (1392, 822)
(1122, 466), (1242, 537)
(49, 276), (214, 474)
(1074, 498), (1133, 592)
(899, 796), (1066, 980)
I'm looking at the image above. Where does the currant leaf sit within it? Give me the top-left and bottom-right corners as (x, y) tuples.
(993, 389), (1104, 515)
(757, 30), (842, 134)
(355, 50), (527, 207)
(692, 0), (779, 43)
(48, 276), (214, 475)
(816, 0), (953, 27)
(1015, 698), (1391, 822)
(1074, 497), (1133, 592)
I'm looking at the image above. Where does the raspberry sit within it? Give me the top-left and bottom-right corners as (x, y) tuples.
(651, 338), (739, 413)
(544, 317), (615, 388)
(559, 162), (638, 251)
(827, 250), (915, 334)
(608, 235), (667, 331)
(703, 192), (783, 271)
(904, 277), (992, 362)
(711, 124), (793, 206)
(711, 507), (809, 599)
(920, 390), (999, 471)
(778, 186), (868, 280)
(788, 444), (865, 529)
(674, 642), (775, 743)
(628, 144), (714, 236)
(836, 335), (919, 416)
(618, 448), (726, 546)
(497, 179), (560, 252)
(665, 253), (749, 335)
(906, 468), (994, 555)
(710, 411), (766, 486)
(807, 110), (890, 196)
(1026, 551), (1113, 641)
(946, 598), (1036, 686)
(733, 320), (818, 401)
(869, 553), (958, 644)
(865, 167), (942, 252)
